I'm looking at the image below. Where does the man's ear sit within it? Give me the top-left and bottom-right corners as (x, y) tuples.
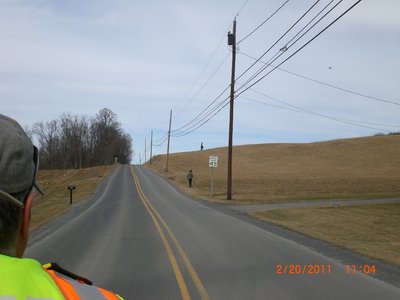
(16, 193), (33, 257)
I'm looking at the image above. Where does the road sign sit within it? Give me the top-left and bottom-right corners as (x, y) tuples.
(209, 156), (218, 168)
(209, 156), (218, 198)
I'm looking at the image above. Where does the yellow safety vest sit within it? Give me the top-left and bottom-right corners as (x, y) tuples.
(0, 254), (123, 300)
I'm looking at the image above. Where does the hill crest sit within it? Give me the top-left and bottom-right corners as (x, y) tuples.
(147, 135), (400, 203)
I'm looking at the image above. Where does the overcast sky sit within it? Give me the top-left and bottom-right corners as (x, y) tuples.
(1, 0), (399, 163)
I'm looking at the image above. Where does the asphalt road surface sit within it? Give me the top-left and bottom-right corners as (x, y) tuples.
(26, 165), (400, 299)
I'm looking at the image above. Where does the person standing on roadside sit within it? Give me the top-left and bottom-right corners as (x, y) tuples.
(187, 170), (194, 187)
(0, 114), (124, 299)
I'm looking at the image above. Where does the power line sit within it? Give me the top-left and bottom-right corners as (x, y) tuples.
(239, 51), (400, 107)
(172, 96), (230, 137)
(242, 90), (393, 133)
(285, 0), (336, 48)
(165, 1), (366, 140)
(236, 0), (251, 17)
(240, 95), (398, 131)
(238, 0), (290, 44)
(170, 1), (346, 138)
(239, 96), (305, 113)
(235, 0), (363, 99)
(165, 0), (250, 136)
(236, 0), (342, 94)
(153, 135), (168, 147)
(171, 85), (230, 133)
(171, 33), (227, 114)
(158, 0), (303, 141)
(174, 53), (230, 118)
(170, 0), (250, 119)
(172, 98), (231, 137)
(235, 0), (322, 84)
(153, 128), (168, 143)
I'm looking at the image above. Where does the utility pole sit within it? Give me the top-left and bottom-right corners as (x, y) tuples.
(166, 110), (172, 172)
(227, 18), (237, 200)
(139, 152), (142, 165)
(150, 129), (153, 164)
(144, 138), (147, 163)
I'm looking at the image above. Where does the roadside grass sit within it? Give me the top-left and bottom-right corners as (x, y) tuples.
(147, 135), (400, 204)
(30, 165), (115, 231)
(249, 203), (400, 266)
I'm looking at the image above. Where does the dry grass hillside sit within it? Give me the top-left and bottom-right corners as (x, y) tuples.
(31, 165), (115, 231)
(147, 135), (400, 203)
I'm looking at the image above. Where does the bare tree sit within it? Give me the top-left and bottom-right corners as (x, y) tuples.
(33, 120), (60, 169)
(32, 108), (133, 170)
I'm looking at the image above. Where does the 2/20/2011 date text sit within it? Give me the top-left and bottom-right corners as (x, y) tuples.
(276, 264), (332, 275)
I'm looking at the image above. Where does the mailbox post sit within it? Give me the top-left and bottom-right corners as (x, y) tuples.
(67, 185), (76, 205)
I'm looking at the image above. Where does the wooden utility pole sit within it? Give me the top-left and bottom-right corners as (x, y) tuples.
(139, 152), (142, 165)
(227, 18), (237, 200)
(166, 110), (172, 172)
(144, 138), (147, 163)
(150, 129), (153, 164)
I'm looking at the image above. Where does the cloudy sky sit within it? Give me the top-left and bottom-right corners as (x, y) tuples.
(1, 0), (399, 163)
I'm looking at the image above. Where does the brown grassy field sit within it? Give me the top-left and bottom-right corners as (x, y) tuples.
(30, 165), (115, 231)
(249, 203), (400, 266)
(147, 135), (400, 203)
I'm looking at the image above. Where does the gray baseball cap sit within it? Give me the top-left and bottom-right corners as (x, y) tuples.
(0, 114), (43, 208)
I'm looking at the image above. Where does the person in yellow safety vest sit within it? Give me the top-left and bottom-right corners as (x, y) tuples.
(0, 114), (124, 299)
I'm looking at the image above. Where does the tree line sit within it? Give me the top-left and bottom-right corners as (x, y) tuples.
(27, 108), (133, 169)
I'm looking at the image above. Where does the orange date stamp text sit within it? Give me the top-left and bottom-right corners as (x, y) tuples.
(276, 264), (332, 275)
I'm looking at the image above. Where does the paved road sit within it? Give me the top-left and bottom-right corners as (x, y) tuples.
(26, 165), (400, 299)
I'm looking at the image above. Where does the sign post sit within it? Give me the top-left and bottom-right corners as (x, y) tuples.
(209, 156), (218, 198)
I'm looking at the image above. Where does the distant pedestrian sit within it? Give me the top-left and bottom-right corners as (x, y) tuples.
(201, 142), (204, 151)
(187, 170), (194, 187)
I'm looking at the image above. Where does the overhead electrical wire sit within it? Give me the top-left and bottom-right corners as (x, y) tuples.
(167, 0), (252, 137)
(168, 0), (252, 124)
(239, 94), (397, 132)
(168, 0), (366, 139)
(152, 38), (227, 143)
(243, 89), (393, 132)
(239, 96), (306, 113)
(236, 0), (342, 94)
(172, 98), (231, 137)
(152, 136), (168, 147)
(280, 68), (400, 106)
(235, 0), (322, 84)
(236, 0), (251, 17)
(153, 135), (167, 145)
(169, 0), (305, 137)
(239, 51), (400, 107)
(174, 53), (230, 118)
(238, 0), (291, 44)
(235, 0), (363, 100)
(172, 96), (230, 137)
(285, 0), (336, 48)
(171, 33), (227, 114)
(171, 85), (230, 133)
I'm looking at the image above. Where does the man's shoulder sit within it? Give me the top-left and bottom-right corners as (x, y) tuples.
(44, 262), (124, 299)
(0, 255), (65, 299)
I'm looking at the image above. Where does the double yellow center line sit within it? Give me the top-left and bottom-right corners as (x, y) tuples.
(130, 166), (209, 300)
